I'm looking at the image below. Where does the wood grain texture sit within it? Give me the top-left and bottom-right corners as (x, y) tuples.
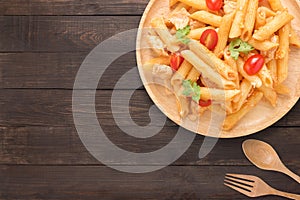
(0, 52), (142, 89)
(0, 126), (299, 166)
(0, 0), (148, 16)
(0, 16), (140, 52)
(0, 165), (299, 200)
(0, 89), (299, 127)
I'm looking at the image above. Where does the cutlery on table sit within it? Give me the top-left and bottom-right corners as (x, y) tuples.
(242, 139), (300, 183)
(224, 173), (300, 199)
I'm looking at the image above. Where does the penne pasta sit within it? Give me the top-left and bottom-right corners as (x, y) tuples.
(144, 0), (299, 130)
(268, 0), (284, 11)
(248, 38), (279, 51)
(187, 27), (214, 40)
(274, 84), (290, 95)
(189, 40), (238, 81)
(289, 29), (300, 47)
(229, 0), (249, 38)
(232, 79), (253, 111)
(177, 0), (207, 10)
(214, 13), (235, 56)
(237, 58), (262, 88)
(267, 59), (277, 85)
(277, 50), (289, 84)
(143, 56), (170, 71)
(276, 23), (291, 59)
(258, 85), (277, 107)
(181, 50), (236, 89)
(200, 87), (240, 101)
(241, 0), (259, 41)
(258, 65), (273, 88)
(151, 17), (180, 52)
(186, 67), (200, 82)
(190, 11), (222, 27)
(223, 91), (263, 131)
(252, 11), (294, 41)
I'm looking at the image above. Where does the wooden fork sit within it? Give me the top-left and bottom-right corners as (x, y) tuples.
(224, 174), (300, 199)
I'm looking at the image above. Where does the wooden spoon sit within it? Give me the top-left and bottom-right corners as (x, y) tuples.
(242, 139), (300, 183)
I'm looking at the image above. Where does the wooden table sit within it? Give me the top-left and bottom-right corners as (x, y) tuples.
(0, 1), (299, 199)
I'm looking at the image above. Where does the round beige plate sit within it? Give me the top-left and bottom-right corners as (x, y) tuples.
(136, 0), (300, 138)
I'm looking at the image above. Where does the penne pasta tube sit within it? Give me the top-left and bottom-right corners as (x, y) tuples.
(214, 13), (235, 56)
(200, 87), (240, 101)
(267, 59), (277, 85)
(151, 17), (180, 52)
(268, 0), (284, 11)
(181, 50), (236, 89)
(178, 0), (207, 10)
(189, 40), (238, 81)
(190, 11), (222, 27)
(232, 79), (253, 111)
(277, 50), (289, 84)
(171, 60), (193, 92)
(229, 0), (249, 38)
(241, 0), (259, 41)
(248, 38), (279, 51)
(186, 67), (200, 82)
(223, 91), (263, 131)
(258, 64), (273, 88)
(237, 58), (262, 88)
(175, 95), (190, 118)
(170, 0), (179, 7)
(255, 8), (267, 29)
(252, 11), (294, 41)
(289, 29), (300, 47)
(143, 56), (170, 71)
(257, 6), (276, 17)
(274, 84), (290, 95)
(258, 85), (277, 107)
(276, 23), (291, 59)
(187, 27), (214, 40)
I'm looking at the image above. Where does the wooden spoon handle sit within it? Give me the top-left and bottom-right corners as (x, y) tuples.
(272, 189), (300, 200)
(281, 166), (300, 184)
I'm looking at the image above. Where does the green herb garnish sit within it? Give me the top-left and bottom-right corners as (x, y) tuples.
(229, 38), (254, 60)
(182, 79), (201, 102)
(176, 25), (191, 44)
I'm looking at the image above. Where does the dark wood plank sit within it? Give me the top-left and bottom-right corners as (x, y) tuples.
(0, 16), (140, 52)
(0, 125), (299, 166)
(0, 0), (148, 16)
(0, 165), (299, 200)
(0, 52), (141, 89)
(0, 89), (299, 127)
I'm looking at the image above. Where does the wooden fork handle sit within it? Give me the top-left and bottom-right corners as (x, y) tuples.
(272, 189), (300, 200)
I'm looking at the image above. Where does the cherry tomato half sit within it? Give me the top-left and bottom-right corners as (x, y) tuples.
(199, 99), (212, 107)
(244, 54), (265, 76)
(206, 0), (223, 11)
(170, 53), (184, 71)
(200, 29), (218, 51)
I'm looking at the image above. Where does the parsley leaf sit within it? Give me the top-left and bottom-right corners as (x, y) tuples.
(176, 25), (191, 44)
(182, 80), (201, 102)
(229, 38), (254, 60)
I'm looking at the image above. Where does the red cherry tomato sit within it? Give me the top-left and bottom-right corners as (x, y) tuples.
(244, 54), (265, 76)
(199, 99), (212, 107)
(200, 29), (218, 51)
(206, 0), (223, 11)
(170, 53), (184, 71)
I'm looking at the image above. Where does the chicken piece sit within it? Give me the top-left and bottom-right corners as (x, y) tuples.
(147, 34), (169, 57)
(152, 64), (173, 80)
(168, 8), (190, 30)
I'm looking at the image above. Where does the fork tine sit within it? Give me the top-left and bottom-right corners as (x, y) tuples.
(224, 182), (251, 197)
(225, 175), (254, 187)
(224, 178), (252, 192)
(226, 173), (255, 182)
